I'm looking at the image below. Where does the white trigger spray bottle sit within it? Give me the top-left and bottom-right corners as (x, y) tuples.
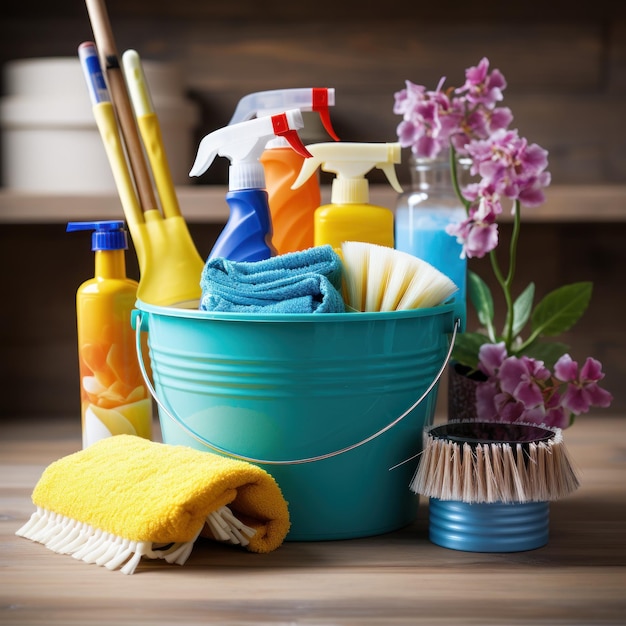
(228, 88), (340, 254)
(189, 109), (311, 262)
(292, 142), (403, 250)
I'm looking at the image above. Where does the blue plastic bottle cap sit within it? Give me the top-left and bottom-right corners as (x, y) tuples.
(67, 220), (128, 251)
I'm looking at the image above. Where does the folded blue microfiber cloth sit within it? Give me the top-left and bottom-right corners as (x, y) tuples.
(199, 245), (345, 314)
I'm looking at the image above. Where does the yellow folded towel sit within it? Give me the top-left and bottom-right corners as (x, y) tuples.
(16, 434), (290, 574)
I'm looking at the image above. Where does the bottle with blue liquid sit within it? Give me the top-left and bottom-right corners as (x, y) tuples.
(394, 153), (469, 329)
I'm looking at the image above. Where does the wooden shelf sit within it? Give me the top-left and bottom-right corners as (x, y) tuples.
(0, 186), (229, 225)
(1, 184), (625, 224)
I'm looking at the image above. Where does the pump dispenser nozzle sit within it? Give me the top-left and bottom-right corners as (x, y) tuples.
(292, 142), (403, 204)
(189, 109), (311, 188)
(66, 220), (128, 251)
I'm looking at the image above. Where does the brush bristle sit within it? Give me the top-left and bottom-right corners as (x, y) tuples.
(341, 241), (458, 312)
(410, 423), (580, 504)
(341, 241), (368, 311)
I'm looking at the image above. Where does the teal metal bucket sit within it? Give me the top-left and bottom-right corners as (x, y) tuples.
(133, 300), (456, 541)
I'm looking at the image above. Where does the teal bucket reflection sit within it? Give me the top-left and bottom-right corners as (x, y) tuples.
(133, 300), (456, 541)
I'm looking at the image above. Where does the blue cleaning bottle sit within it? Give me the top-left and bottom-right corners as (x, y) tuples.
(189, 109), (311, 262)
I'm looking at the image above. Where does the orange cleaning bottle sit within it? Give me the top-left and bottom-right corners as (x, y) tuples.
(67, 220), (152, 448)
(259, 142), (321, 253)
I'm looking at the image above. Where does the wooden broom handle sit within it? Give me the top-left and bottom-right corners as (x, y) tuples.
(85, 0), (158, 215)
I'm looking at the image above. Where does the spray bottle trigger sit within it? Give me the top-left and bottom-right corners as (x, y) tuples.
(271, 113), (313, 158)
(312, 88), (340, 141)
(378, 162), (403, 193)
(189, 136), (218, 177)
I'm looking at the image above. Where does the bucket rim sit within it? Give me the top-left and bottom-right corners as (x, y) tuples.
(134, 298), (456, 323)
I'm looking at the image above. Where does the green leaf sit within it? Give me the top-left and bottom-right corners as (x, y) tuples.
(451, 332), (491, 369)
(531, 282), (593, 338)
(467, 271), (495, 338)
(520, 341), (570, 369)
(511, 282), (535, 338)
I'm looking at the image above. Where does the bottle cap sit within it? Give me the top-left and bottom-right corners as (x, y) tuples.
(66, 220), (128, 251)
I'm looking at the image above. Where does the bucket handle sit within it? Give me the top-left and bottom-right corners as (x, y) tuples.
(134, 312), (459, 466)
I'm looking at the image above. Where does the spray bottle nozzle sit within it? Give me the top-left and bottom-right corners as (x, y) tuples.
(189, 109), (311, 189)
(292, 142), (403, 204)
(67, 220), (128, 251)
(311, 88), (340, 141)
(270, 113), (313, 159)
(229, 88), (339, 142)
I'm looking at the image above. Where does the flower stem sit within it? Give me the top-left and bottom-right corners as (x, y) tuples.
(449, 146), (471, 214)
(493, 199), (521, 350)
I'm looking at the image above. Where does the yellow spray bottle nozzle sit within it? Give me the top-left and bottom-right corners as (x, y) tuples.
(292, 142), (403, 204)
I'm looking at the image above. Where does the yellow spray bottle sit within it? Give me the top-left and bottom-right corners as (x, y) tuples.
(292, 142), (403, 250)
(67, 220), (152, 448)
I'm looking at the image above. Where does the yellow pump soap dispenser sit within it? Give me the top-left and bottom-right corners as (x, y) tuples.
(67, 220), (153, 448)
(292, 142), (403, 250)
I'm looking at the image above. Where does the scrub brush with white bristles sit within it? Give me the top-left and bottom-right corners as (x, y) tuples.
(410, 421), (580, 504)
(340, 241), (458, 312)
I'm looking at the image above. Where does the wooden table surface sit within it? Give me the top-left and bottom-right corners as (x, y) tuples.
(1, 414), (625, 625)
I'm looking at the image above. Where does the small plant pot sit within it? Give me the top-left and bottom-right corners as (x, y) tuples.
(447, 362), (486, 421)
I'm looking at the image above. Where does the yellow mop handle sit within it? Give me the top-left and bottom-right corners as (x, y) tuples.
(92, 102), (147, 269)
(137, 113), (181, 219)
(85, 0), (158, 216)
(92, 103), (143, 227)
(123, 49), (181, 219)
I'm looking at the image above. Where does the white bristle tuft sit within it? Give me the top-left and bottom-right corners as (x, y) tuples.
(365, 247), (393, 312)
(341, 240), (369, 311)
(341, 241), (458, 312)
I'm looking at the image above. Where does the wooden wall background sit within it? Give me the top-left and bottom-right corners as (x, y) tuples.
(1, 0), (625, 419)
(2, 0), (626, 186)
